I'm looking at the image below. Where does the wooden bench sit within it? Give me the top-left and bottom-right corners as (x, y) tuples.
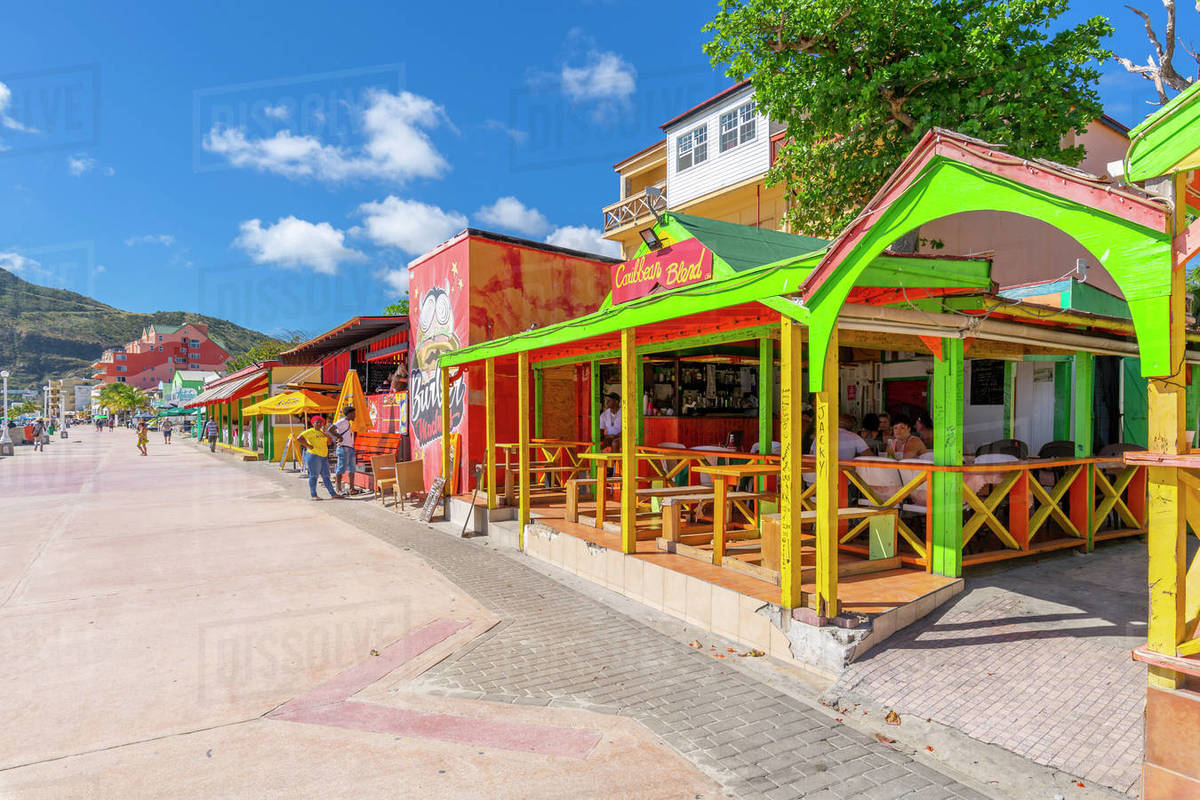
(760, 508), (898, 569)
(660, 490), (767, 546)
(504, 462), (587, 505)
(565, 477), (599, 523)
(353, 432), (404, 464)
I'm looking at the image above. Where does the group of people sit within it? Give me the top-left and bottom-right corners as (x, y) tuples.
(294, 406), (359, 501)
(830, 410), (935, 461)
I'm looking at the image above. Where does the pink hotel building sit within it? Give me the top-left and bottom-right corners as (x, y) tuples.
(91, 322), (230, 390)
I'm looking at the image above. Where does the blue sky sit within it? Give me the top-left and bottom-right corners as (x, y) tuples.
(0, 1), (1188, 339)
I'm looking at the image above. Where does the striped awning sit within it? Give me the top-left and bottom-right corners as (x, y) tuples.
(185, 368), (268, 408)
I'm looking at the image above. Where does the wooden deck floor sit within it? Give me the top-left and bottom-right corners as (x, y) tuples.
(516, 494), (956, 616)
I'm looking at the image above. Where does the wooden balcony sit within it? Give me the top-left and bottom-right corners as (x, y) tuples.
(602, 182), (666, 232)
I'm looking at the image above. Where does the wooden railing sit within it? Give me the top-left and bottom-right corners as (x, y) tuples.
(601, 182), (667, 232)
(834, 457), (1147, 569)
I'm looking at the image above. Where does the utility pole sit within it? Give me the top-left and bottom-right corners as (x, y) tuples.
(0, 371), (11, 456)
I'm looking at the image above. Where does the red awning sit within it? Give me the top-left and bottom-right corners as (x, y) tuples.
(185, 369), (268, 408)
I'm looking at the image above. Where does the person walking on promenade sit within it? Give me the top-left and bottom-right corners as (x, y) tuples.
(330, 405), (358, 496)
(204, 417), (219, 452)
(136, 421), (149, 456)
(32, 418), (46, 451)
(296, 416), (342, 501)
(162, 418), (173, 445)
(108, 417), (114, 431)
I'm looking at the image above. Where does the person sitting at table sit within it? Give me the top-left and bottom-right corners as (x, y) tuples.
(860, 413), (886, 454)
(877, 411), (892, 441)
(809, 414), (871, 460)
(599, 392), (621, 451)
(887, 414), (928, 459)
(914, 412), (935, 448)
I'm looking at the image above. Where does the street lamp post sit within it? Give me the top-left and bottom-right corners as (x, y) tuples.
(0, 370), (11, 455)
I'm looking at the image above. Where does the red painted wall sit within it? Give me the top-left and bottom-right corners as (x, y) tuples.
(407, 233), (612, 491)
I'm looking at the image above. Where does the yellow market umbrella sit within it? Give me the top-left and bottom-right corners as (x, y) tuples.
(242, 389), (337, 416)
(336, 370), (371, 433)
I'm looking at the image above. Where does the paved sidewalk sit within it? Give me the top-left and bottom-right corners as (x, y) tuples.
(293, 485), (994, 798)
(830, 543), (1151, 795)
(0, 432), (718, 799)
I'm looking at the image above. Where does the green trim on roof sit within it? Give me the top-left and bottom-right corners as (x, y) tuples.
(1125, 80), (1200, 181)
(439, 214), (991, 368)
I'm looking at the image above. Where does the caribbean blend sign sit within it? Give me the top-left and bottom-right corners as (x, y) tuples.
(610, 238), (713, 304)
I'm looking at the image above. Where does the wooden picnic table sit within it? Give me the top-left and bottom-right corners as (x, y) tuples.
(693, 464), (782, 565)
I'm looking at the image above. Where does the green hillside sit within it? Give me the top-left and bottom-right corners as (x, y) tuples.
(0, 268), (280, 389)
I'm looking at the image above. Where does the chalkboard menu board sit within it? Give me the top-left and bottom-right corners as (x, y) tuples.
(420, 477), (446, 523)
(970, 360), (1005, 406)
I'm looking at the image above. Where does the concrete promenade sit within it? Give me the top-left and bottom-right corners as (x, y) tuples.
(0, 432), (1131, 799)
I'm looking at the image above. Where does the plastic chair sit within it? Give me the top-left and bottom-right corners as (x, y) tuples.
(653, 442), (687, 485)
(976, 439), (1029, 460)
(693, 445), (733, 487)
(967, 453), (1018, 495)
(852, 457), (902, 506)
(749, 441), (782, 455)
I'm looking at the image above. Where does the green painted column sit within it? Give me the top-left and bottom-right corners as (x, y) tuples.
(1073, 351), (1096, 549)
(635, 353), (644, 445)
(1002, 360), (1016, 439)
(1073, 352), (1095, 457)
(931, 338), (965, 578)
(759, 337), (774, 492)
(533, 368), (544, 439)
(1053, 361), (1072, 442)
(758, 337), (773, 455)
(1187, 365), (1200, 449)
(590, 360), (601, 478)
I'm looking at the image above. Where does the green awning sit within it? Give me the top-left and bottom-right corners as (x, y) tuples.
(1125, 80), (1200, 181)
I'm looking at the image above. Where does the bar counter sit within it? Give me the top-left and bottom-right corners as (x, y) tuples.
(643, 414), (773, 449)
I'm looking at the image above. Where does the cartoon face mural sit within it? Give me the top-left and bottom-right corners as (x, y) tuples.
(409, 261), (468, 449)
(415, 283), (458, 371)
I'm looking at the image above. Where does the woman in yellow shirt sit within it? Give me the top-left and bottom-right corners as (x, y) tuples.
(298, 416), (342, 500)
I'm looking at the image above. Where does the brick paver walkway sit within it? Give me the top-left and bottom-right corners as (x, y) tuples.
(329, 511), (991, 799)
(830, 543), (1149, 795)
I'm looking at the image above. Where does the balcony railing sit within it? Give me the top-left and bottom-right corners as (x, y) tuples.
(602, 182), (666, 232)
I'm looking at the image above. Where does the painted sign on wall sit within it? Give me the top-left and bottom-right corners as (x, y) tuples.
(408, 242), (469, 449)
(367, 391), (408, 435)
(610, 238), (713, 304)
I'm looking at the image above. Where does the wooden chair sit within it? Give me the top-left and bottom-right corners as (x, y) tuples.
(370, 455), (397, 505)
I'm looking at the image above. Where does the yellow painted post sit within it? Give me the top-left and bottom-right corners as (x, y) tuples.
(485, 358), (497, 510)
(620, 328), (637, 554)
(813, 327), (840, 617)
(440, 366), (452, 494)
(1147, 172), (1189, 689)
(779, 317), (805, 609)
(517, 352), (531, 546)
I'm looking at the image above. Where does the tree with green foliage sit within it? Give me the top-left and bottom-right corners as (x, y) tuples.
(97, 383), (151, 422)
(383, 294), (409, 316)
(223, 331), (305, 373)
(704, 0), (1113, 238)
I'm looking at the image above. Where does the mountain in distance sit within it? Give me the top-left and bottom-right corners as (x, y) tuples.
(0, 267), (280, 389)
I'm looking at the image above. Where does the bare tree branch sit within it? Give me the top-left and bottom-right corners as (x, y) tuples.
(1115, 2), (1195, 103)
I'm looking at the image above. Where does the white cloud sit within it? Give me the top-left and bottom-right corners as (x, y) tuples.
(203, 89), (450, 184)
(263, 102), (290, 120)
(104, 166), (115, 176)
(0, 81), (36, 133)
(67, 154), (95, 176)
(233, 216), (364, 275)
(475, 196), (551, 237)
(0, 251), (40, 275)
(124, 234), (175, 246)
(380, 267), (409, 296)
(562, 51), (636, 102)
(545, 225), (621, 257)
(94, 264), (106, 274)
(358, 195), (467, 255)
(482, 119), (528, 144)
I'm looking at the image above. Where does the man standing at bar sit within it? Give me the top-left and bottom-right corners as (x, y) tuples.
(599, 392), (622, 451)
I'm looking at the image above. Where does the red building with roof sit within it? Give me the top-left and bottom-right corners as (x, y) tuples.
(92, 322), (230, 390)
